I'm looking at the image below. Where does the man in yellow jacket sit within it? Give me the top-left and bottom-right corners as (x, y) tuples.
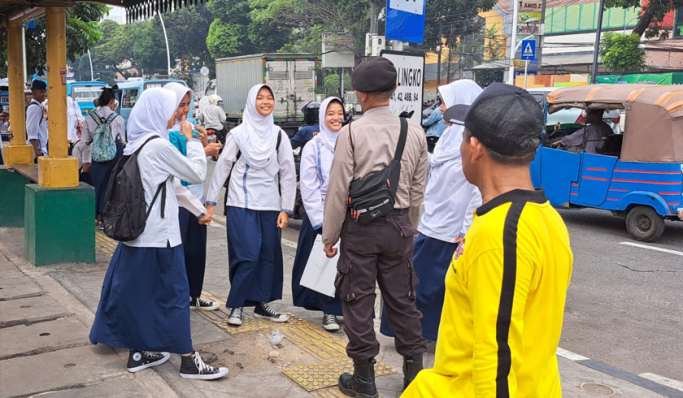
(402, 83), (573, 398)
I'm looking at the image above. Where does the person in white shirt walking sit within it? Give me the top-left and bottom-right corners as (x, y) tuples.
(380, 79), (483, 342)
(205, 84), (296, 327)
(67, 96), (84, 144)
(291, 97), (345, 332)
(89, 87), (228, 380)
(26, 80), (49, 158)
(164, 82), (223, 312)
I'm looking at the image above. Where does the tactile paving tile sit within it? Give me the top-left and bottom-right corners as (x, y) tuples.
(284, 357), (396, 392)
(95, 231), (117, 257)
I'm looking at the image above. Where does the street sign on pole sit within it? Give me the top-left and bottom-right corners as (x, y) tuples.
(386, 0), (427, 44)
(520, 39), (536, 60)
(380, 50), (425, 125)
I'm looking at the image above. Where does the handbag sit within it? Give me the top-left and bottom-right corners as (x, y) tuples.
(300, 236), (339, 298)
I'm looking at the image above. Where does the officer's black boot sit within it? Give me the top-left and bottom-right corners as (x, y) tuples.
(403, 354), (424, 390)
(338, 358), (378, 398)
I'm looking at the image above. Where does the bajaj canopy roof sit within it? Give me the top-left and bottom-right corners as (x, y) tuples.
(547, 84), (683, 163)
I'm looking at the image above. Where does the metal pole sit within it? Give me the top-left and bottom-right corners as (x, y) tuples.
(88, 49), (94, 80)
(591, 0), (606, 84)
(524, 60), (529, 88)
(339, 68), (344, 99)
(158, 13), (171, 76)
(508, 0), (519, 84)
(22, 26), (28, 84)
(437, 21), (443, 87)
(370, 3), (378, 34)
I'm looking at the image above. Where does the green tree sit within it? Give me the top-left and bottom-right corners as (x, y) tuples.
(0, 4), (109, 76)
(606, 0), (683, 39)
(599, 32), (646, 73)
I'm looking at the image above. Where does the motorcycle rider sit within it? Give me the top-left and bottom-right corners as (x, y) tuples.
(290, 102), (320, 150)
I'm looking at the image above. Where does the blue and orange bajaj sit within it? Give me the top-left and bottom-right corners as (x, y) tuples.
(531, 84), (683, 242)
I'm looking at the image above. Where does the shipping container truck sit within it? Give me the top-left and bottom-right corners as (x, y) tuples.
(214, 53), (317, 136)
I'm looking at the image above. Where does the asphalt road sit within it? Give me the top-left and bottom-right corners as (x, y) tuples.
(205, 160), (683, 382)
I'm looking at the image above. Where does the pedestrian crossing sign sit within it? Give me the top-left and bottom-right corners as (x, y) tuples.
(520, 39), (536, 60)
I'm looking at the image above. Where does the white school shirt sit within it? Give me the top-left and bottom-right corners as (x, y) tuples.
(206, 130), (296, 213)
(300, 136), (333, 230)
(26, 99), (49, 155)
(418, 133), (482, 243)
(67, 97), (84, 142)
(82, 107), (126, 145)
(125, 138), (207, 248)
(71, 139), (91, 170)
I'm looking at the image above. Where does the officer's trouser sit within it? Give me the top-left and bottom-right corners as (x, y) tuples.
(335, 211), (428, 360)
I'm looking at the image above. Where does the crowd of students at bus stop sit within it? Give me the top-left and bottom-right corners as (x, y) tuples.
(6, 57), (573, 397)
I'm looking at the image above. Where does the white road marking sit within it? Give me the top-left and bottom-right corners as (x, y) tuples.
(556, 347), (589, 361)
(639, 373), (683, 392)
(620, 242), (683, 257)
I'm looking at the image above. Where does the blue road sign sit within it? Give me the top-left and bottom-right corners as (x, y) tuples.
(386, 0), (427, 44)
(520, 39), (536, 61)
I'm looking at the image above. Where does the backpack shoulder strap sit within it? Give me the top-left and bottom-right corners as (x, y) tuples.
(393, 118), (408, 162)
(133, 136), (160, 156)
(26, 102), (44, 125)
(276, 129), (283, 155)
(90, 112), (103, 126)
(105, 113), (118, 124)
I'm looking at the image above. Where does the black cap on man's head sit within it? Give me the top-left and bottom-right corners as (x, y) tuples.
(351, 57), (397, 93)
(31, 80), (47, 91)
(443, 83), (543, 156)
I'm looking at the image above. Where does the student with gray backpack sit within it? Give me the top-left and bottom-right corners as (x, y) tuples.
(82, 88), (126, 225)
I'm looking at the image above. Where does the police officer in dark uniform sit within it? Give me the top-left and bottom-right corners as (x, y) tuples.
(322, 57), (429, 398)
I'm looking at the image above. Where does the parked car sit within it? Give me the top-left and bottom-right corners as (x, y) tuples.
(530, 84), (683, 242)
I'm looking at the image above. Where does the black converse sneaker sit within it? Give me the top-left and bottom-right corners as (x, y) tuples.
(127, 350), (170, 373)
(227, 307), (243, 326)
(179, 351), (229, 380)
(190, 297), (220, 311)
(322, 314), (340, 332)
(254, 302), (289, 323)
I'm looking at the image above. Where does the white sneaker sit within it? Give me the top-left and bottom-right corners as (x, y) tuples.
(254, 302), (289, 323)
(227, 307), (243, 326)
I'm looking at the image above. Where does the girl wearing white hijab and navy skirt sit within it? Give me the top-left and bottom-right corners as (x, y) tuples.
(205, 84), (296, 327)
(89, 88), (229, 380)
(165, 82), (223, 312)
(380, 80), (483, 342)
(291, 97), (344, 331)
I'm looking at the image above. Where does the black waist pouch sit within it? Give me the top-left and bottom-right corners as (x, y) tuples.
(347, 118), (408, 224)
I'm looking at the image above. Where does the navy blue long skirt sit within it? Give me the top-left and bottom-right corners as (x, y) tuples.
(380, 233), (458, 341)
(90, 141), (123, 217)
(89, 243), (193, 354)
(225, 206), (283, 308)
(291, 215), (343, 316)
(178, 207), (208, 299)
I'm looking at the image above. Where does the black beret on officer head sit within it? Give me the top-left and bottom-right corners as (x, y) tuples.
(351, 57), (397, 93)
(31, 80), (47, 91)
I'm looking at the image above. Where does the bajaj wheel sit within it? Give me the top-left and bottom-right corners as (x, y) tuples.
(625, 206), (665, 242)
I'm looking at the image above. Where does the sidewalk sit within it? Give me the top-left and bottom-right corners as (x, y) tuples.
(0, 224), (680, 398)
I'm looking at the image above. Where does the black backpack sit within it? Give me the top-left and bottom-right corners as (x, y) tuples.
(102, 136), (167, 242)
(222, 130), (282, 215)
(347, 117), (408, 224)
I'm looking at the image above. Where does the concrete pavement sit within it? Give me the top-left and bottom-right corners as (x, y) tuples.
(1, 223), (682, 398)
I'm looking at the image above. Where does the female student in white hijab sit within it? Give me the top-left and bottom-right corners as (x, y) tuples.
(291, 97), (345, 332)
(380, 79), (483, 342)
(205, 84), (296, 327)
(164, 82), (222, 312)
(89, 87), (229, 380)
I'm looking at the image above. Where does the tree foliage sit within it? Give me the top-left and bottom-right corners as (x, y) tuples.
(0, 4), (109, 76)
(599, 32), (646, 73)
(606, 0), (683, 39)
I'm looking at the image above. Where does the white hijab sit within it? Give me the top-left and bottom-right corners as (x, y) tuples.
(431, 80), (483, 166)
(317, 97), (343, 152)
(164, 82), (194, 131)
(231, 84), (281, 169)
(208, 94), (222, 106)
(123, 87), (176, 156)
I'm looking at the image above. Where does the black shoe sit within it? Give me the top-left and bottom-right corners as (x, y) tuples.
(338, 358), (378, 398)
(190, 297), (220, 311)
(322, 314), (340, 332)
(127, 350), (170, 373)
(179, 351), (229, 380)
(254, 302), (289, 323)
(403, 354), (424, 390)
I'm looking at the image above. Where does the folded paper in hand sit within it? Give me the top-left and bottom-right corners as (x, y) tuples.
(300, 236), (339, 298)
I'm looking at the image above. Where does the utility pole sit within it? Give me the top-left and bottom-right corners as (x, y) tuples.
(158, 13), (171, 77)
(446, 25), (454, 82)
(591, 0), (606, 84)
(370, 3), (378, 34)
(437, 21), (443, 86)
(508, 0), (519, 84)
